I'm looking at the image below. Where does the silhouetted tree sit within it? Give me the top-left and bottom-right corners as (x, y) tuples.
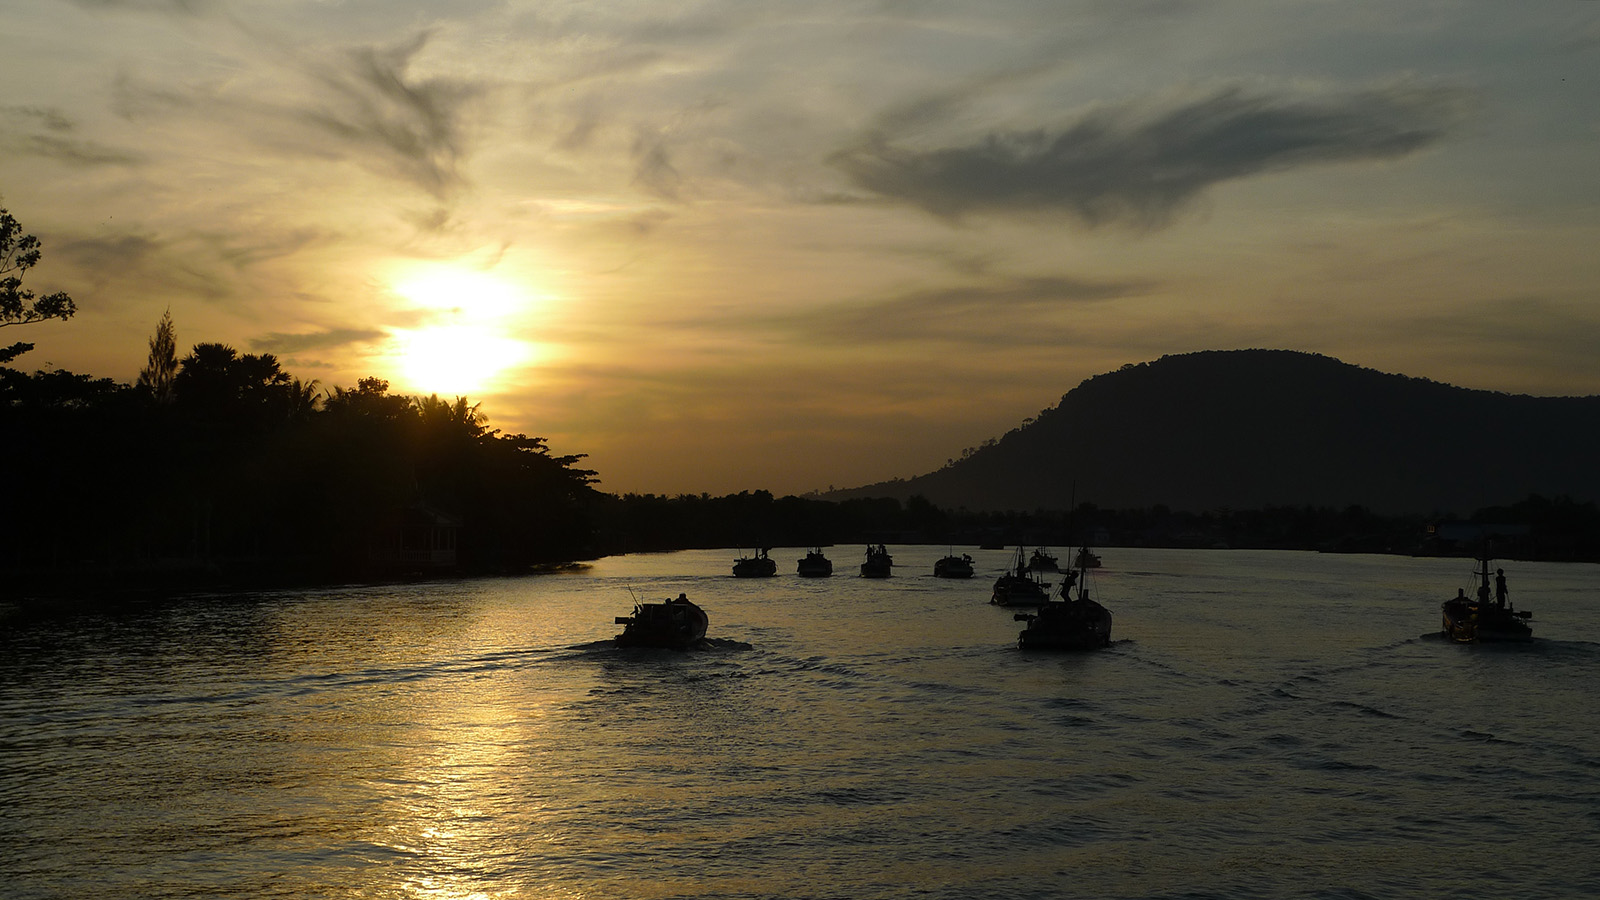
(0, 208), (77, 365)
(324, 376), (413, 422)
(136, 310), (178, 403)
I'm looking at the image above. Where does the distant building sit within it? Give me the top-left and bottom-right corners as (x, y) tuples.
(1423, 521), (1530, 554)
(370, 504), (462, 568)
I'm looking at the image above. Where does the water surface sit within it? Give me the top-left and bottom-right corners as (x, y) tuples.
(4, 547), (1597, 898)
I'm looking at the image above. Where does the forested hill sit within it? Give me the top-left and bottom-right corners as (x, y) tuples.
(830, 350), (1600, 515)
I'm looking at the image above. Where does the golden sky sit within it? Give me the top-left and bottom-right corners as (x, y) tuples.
(4, 2), (1599, 496)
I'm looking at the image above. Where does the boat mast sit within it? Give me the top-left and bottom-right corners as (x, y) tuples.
(1475, 540), (1493, 604)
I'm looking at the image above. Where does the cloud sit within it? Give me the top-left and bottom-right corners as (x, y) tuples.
(67, 0), (211, 13)
(0, 106), (142, 167)
(252, 328), (387, 354)
(55, 233), (166, 272)
(1409, 297), (1600, 381)
(779, 273), (1152, 345)
(630, 128), (683, 200)
(298, 31), (479, 199)
(832, 83), (1475, 228)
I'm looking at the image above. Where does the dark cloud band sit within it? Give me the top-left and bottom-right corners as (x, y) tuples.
(253, 328), (387, 354)
(832, 84), (1474, 227)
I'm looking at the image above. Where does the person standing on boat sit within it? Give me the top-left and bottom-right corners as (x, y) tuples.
(1495, 569), (1509, 608)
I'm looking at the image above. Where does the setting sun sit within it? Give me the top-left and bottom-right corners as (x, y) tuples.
(385, 264), (544, 397)
(393, 325), (533, 397)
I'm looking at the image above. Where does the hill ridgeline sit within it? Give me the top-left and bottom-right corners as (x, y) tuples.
(829, 350), (1600, 515)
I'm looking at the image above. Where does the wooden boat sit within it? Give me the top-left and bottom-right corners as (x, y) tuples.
(614, 594), (709, 649)
(1028, 548), (1059, 572)
(1074, 548), (1102, 569)
(797, 547), (833, 577)
(1441, 550), (1532, 643)
(934, 552), (975, 578)
(1015, 546), (1112, 650)
(733, 547), (777, 577)
(990, 546), (1050, 606)
(860, 544), (893, 578)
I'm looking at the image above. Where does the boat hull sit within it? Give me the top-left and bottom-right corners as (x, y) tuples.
(990, 575), (1049, 606)
(934, 556), (974, 578)
(860, 547), (893, 577)
(1017, 601), (1112, 650)
(615, 597), (709, 649)
(733, 558), (777, 577)
(1441, 598), (1532, 643)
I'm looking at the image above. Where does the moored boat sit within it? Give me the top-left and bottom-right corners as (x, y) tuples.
(733, 548), (777, 577)
(990, 546), (1050, 606)
(1441, 550), (1532, 643)
(1029, 548), (1059, 572)
(934, 552), (975, 578)
(1074, 548), (1102, 569)
(797, 547), (833, 577)
(1015, 546), (1113, 650)
(860, 544), (893, 578)
(614, 593), (709, 649)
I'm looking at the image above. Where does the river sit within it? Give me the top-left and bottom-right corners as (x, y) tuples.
(3, 547), (1597, 899)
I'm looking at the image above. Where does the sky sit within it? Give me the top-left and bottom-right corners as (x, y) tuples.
(3, 1), (1599, 497)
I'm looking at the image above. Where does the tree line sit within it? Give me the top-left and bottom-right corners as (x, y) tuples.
(3, 207), (602, 595)
(6, 208), (1596, 603)
(2, 333), (602, 594)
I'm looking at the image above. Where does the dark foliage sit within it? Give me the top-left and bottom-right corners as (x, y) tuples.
(1, 355), (598, 600)
(591, 491), (915, 553)
(0, 208), (76, 365)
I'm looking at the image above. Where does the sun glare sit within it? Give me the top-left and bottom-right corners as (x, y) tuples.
(395, 326), (533, 398)
(385, 264), (546, 398)
(394, 268), (527, 319)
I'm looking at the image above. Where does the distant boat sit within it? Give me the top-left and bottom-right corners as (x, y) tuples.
(1015, 545), (1113, 650)
(1028, 548), (1059, 572)
(934, 552), (975, 579)
(733, 548), (777, 577)
(990, 546), (1049, 606)
(1074, 548), (1102, 569)
(797, 547), (833, 577)
(614, 593), (709, 649)
(1441, 548), (1532, 643)
(860, 544), (893, 578)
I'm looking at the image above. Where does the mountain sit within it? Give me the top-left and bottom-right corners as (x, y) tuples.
(831, 350), (1600, 515)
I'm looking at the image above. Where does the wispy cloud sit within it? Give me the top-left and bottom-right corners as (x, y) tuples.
(0, 106), (142, 167)
(298, 32), (480, 199)
(777, 273), (1153, 345)
(630, 128), (683, 200)
(66, 0), (211, 13)
(55, 233), (167, 272)
(832, 83), (1475, 228)
(253, 328), (388, 355)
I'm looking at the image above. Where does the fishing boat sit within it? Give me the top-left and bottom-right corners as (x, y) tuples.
(1074, 547), (1102, 569)
(1015, 546), (1113, 650)
(1441, 549), (1532, 643)
(797, 547), (833, 577)
(732, 547), (777, 577)
(934, 552), (975, 578)
(614, 593), (709, 649)
(1028, 548), (1059, 572)
(860, 544), (893, 578)
(990, 546), (1050, 606)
